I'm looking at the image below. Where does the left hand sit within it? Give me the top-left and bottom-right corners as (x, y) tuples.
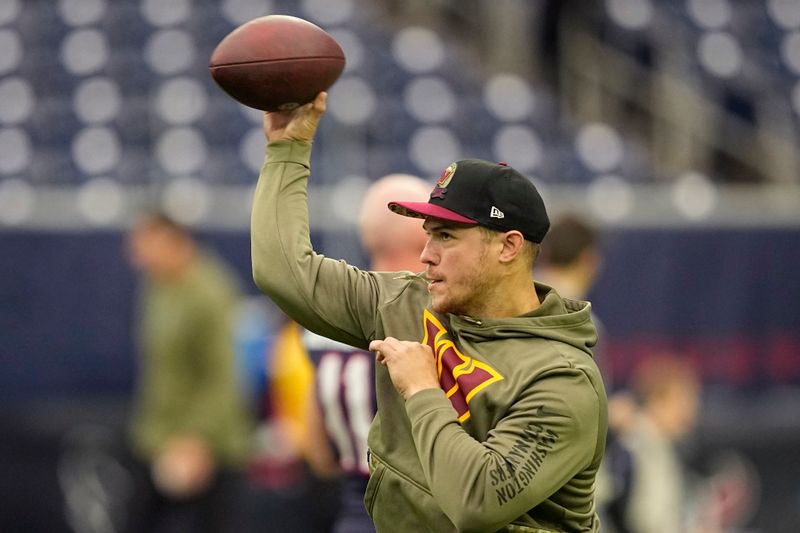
(152, 435), (216, 499)
(369, 337), (440, 400)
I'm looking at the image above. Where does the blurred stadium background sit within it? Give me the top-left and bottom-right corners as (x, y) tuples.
(1, 0), (799, 531)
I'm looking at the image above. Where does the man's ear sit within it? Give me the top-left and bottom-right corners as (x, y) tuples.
(498, 230), (526, 264)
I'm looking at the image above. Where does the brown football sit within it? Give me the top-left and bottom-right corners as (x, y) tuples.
(209, 15), (345, 111)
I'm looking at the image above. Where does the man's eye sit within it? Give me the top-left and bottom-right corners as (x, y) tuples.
(440, 232), (452, 241)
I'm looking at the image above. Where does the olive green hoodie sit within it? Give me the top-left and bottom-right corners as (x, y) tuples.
(252, 141), (608, 532)
(131, 252), (252, 466)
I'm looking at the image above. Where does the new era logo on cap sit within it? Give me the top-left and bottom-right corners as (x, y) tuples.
(387, 159), (550, 243)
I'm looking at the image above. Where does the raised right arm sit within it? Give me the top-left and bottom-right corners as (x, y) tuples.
(251, 93), (379, 350)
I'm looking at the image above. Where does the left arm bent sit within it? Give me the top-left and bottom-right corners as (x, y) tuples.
(406, 370), (603, 532)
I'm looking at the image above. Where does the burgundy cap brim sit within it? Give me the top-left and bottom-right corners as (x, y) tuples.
(388, 201), (478, 224)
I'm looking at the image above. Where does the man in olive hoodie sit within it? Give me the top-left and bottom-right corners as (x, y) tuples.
(127, 212), (252, 533)
(251, 93), (607, 532)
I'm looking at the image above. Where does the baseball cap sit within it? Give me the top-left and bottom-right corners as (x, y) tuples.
(388, 159), (550, 243)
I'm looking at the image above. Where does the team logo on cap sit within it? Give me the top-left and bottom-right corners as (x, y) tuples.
(431, 162), (457, 199)
(438, 162), (457, 187)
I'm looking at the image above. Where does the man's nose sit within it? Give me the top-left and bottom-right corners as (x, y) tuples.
(419, 239), (435, 265)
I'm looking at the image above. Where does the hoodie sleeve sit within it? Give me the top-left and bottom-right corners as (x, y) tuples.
(405, 367), (603, 533)
(251, 140), (379, 350)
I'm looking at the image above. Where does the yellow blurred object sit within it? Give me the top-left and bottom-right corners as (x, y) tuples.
(269, 321), (315, 453)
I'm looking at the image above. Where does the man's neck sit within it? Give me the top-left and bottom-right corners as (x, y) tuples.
(470, 274), (541, 318)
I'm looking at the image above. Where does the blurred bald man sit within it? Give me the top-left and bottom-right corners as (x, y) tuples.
(301, 174), (429, 533)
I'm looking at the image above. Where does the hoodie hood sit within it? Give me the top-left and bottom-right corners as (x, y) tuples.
(446, 282), (598, 356)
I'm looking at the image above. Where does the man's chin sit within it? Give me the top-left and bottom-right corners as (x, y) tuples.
(430, 298), (455, 315)
(429, 299), (446, 314)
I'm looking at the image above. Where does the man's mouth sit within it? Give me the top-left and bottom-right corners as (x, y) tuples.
(425, 275), (442, 291)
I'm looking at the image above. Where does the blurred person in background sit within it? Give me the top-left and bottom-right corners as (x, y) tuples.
(300, 174), (430, 533)
(603, 354), (701, 533)
(125, 212), (253, 533)
(241, 311), (340, 533)
(537, 213), (601, 303)
(537, 214), (608, 377)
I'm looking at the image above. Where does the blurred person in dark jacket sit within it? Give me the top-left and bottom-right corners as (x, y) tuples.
(537, 213), (601, 303)
(537, 213), (611, 384)
(125, 212), (253, 533)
